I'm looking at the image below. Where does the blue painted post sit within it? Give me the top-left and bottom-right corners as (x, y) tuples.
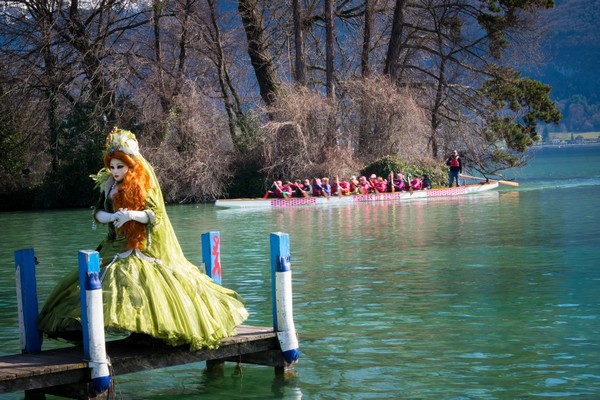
(270, 233), (300, 364)
(202, 232), (226, 372)
(78, 250), (111, 393)
(202, 231), (222, 285)
(14, 248), (42, 353)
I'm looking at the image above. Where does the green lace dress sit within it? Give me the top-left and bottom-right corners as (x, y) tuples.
(38, 162), (248, 350)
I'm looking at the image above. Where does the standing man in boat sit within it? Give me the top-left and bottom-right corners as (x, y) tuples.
(446, 149), (463, 187)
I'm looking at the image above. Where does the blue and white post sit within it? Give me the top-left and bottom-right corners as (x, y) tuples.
(14, 248), (42, 353)
(78, 250), (111, 394)
(202, 231), (226, 372)
(202, 231), (222, 285)
(270, 233), (300, 365)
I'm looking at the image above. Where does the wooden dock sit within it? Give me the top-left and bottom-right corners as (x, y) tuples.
(7, 232), (300, 399)
(0, 325), (290, 398)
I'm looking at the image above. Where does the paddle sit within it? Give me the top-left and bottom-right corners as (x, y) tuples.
(460, 173), (520, 187)
(292, 182), (309, 198)
(263, 182), (276, 198)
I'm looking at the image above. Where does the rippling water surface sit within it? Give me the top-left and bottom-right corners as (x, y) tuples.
(1, 145), (599, 399)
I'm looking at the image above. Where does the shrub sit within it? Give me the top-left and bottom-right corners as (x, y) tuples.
(361, 155), (447, 187)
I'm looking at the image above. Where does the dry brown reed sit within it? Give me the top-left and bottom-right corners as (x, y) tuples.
(144, 84), (233, 202)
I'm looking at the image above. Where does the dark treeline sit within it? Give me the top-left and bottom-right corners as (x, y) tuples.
(0, 0), (561, 210)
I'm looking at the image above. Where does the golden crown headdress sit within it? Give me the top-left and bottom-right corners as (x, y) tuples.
(90, 127), (140, 191)
(105, 127), (140, 156)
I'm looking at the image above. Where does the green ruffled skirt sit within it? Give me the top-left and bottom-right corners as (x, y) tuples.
(38, 243), (249, 350)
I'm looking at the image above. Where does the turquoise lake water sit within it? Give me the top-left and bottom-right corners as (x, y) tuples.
(1, 145), (599, 399)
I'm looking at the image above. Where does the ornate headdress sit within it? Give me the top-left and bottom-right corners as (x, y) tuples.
(90, 127), (141, 191)
(105, 127), (140, 156)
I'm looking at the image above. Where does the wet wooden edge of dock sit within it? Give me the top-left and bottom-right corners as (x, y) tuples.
(0, 325), (289, 394)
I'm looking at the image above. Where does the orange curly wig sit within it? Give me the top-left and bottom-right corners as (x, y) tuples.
(104, 151), (152, 250)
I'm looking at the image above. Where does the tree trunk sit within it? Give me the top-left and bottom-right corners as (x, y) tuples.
(325, 0), (335, 100)
(174, 0), (193, 98)
(152, 0), (169, 113)
(429, 51), (448, 159)
(43, 51), (60, 173)
(208, 0), (240, 148)
(293, 0), (306, 85)
(383, 0), (407, 81)
(358, 0), (375, 152)
(325, 0), (336, 148)
(238, 0), (281, 106)
(34, 6), (61, 173)
(66, 0), (116, 126)
(361, 0), (374, 77)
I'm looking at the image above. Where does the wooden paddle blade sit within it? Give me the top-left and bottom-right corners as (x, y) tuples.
(460, 173), (519, 187)
(498, 180), (520, 187)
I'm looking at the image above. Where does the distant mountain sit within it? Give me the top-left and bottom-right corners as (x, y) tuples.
(524, 0), (600, 133)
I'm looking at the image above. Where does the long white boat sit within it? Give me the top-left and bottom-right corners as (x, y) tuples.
(214, 181), (500, 209)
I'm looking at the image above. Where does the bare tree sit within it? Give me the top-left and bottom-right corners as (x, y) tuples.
(152, 0), (169, 113)
(260, 84), (357, 180)
(149, 83), (233, 202)
(383, 0), (559, 167)
(342, 75), (430, 162)
(383, 0), (407, 81)
(203, 0), (254, 151)
(293, 0), (307, 85)
(238, 0), (281, 106)
(361, 0), (376, 77)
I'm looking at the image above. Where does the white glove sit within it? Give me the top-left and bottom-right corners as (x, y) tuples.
(95, 210), (117, 224)
(113, 209), (149, 228)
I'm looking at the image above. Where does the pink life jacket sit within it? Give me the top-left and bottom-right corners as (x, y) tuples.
(375, 181), (387, 192)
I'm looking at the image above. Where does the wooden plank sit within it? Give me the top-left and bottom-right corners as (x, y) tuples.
(0, 325), (281, 394)
(0, 347), (89, 393)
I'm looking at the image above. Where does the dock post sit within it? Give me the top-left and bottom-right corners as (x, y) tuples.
(270, 232), (300, 370)
(14, 248), (42, 354)
(202, 231), (222, 285)
(202, 232), (225, 373)
(78, 250), (111, 394)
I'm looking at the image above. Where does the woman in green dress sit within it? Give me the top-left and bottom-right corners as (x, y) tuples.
(38, 128), (248, 350)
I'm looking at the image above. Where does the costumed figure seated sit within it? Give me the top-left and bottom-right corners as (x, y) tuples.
(38, 128), (249, 350)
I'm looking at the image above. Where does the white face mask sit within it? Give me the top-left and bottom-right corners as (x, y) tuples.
(110, 158), (130, 183)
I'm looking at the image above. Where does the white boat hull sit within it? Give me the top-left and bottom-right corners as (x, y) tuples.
(214, 182), (500, 209)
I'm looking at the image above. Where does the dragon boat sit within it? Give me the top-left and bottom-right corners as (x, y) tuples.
(214, 181), (500, 209)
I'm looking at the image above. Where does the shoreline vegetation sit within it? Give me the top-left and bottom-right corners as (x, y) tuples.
(541, 131), (600, 146)
(536, 141), (600, 147)
(1, 135), (595, 213)
(0, 2), (565, 212)
(0, 155), (450, 212)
